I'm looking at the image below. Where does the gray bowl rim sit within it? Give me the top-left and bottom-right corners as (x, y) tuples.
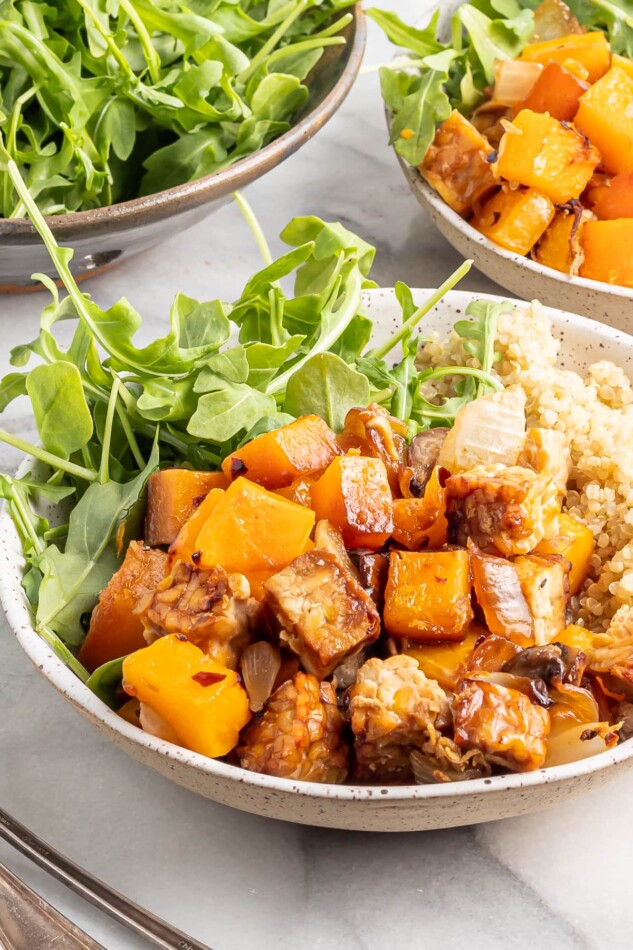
(0, 5), (366, 240)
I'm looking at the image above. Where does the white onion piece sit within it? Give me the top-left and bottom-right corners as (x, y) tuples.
(438, 386), (527, 474)
(492, 60), (543, 106)
(241, 642), (281, 712)
(544, 722), (612, 767)
(139, 702), (180, 744)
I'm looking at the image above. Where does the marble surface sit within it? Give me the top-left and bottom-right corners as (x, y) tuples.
(0, 2), (631, 947)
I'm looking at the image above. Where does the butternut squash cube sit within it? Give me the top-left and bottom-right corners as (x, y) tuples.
(518, 61), (588, 122)
(392, 466), (447, 550)
(495, 110), (600, 203)
(122, 635), (250, 758)
(168, 487), (225, 566)
(383, 550), (473, 641)
(79, 541), (168, 673)
(532, 211), (578, 273)
(145, 468), (227, 547)
(310, 455), (393, 550)
(575, 67), (633, 175)
(275, 473), (321, 507)
(535, 511), (595, 594)
(556, 623), (595, 655)
(580, 219), (633, 287)
(195, 477), (315, 582)
(402, 629), (481, 691)
(586, 172), (633, 220)
(420, 109), (496, 216)
(518, 31), (611, 84)
(473, 187), (555, 255)
(221, 415), (339, 490)
(611, 53), (633, 83)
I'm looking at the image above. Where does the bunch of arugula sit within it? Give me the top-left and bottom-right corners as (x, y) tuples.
(368, 0), (633, 167)
(0, 159), (506, 689)
(0, 0), (355, 216)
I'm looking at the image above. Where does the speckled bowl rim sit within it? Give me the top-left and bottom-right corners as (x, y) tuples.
(0, 6), (366, 239)
(387, 0), (633, 305)
(2, 286), (633, 806)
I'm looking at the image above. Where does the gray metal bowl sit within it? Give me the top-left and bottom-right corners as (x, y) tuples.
(0, 7), (366, 292)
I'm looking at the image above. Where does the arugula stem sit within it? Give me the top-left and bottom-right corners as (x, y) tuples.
(9, 489), (45, 556)
(36, 623), (90, 683)
(417, 365), (503, 391)
(233, 190), (274, 266)
(240, 0), (308, 82)
(44, 524), (69, 541)
(0, 428), (97, 482)
(119, 0), (161, 84)
(368, 260), (473, 360)
(99, 376), (121, 484)
(116, 404), (146, 470)
(73, 0), (133, 78)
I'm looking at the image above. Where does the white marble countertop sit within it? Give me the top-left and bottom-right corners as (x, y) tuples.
(1, 3), (631, 948)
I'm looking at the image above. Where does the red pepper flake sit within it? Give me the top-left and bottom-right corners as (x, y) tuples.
(435, 576), (448, 584)
(438, 467), (450, 488)
(580, 728), (598, 741)
(605, 731), (619, 748)
(191, 494), (207, 509)
(231, 458), (248, 478)
(191, 551), (201, 565)
(192, 671), (226, 687)
(176, 633), (188, 642)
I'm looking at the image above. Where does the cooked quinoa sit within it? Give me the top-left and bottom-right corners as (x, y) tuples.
(417, 302), (633, 631)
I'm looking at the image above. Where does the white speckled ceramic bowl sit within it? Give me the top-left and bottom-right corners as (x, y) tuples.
(389, 1), (633, 332)
(2, 287), (633, 832)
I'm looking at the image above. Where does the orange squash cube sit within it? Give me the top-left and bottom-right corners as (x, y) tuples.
(310, 455), (393, 550)
(275, 473), (321, 507)
(473, 187), (555, 255)
(532, 211), (579, 274)
(221, 415), (339, 490)
(420, 110), (496, 215)
(495, 110), (600, 203)
(518, 31), (611, 84)
(575, 67), (633, 175)
(535, 512), (595, 594)
(383, 550), (473, 641)
(518, 62), (588, 121)
(78, 542), (168, 672)
(122, 635), (250, 758)
(611, 53), (633, 82)
(392, 466), (447, 550)
(556, 623), (595, 655)
(195, 477), (315, 582)
(402, 629), (481, 691)
(168, 487), (225, 565)
(586, 172), (633, 220)
(145, 469), (227, 547)
(580, 219), (633, 287)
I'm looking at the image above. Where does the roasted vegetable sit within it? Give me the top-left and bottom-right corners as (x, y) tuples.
(473, 187), (556, 255)
(407, 429), (449, 496)
(557, 623), (595, 655)
(518, 429), (570, 495)
(420, 110), (496, 216)
(276, 474), (321, 507)
(518, 31), (611, 84)
(402, 629), (482, 692)
(78, 542), (168, 673)
(356, 552), (390, 610)
(240, 641), (282, 713)
(349, 655), (451, 780)
(445, 464), (560, 556)
(438, 386), (527, 475)
(544, 719), (618, 767)
(535, 511), (594, 595)
(122, 635), (250, 758)
(518, 62), (588, 121)
(531, 0), (583, 43)
(502, 642), (586, 687)
(586, 172), (633, 220)
(135, 561), (258, 670)
(238, 673), (349, 783)
(453, 678), (550, 771)
(470, 545), (534, 642)
(145, 469), (228, 547)
(580, 219), (633, 288)
(221, 415), (339, 490)
(576, 67), (633, 175)
(392, 466), (448, 551)
(513, 553), (569, 645)
(263, 550), (380, 679)
(495, 110), (600, 204)
(195, 477), (315, 590)
(532, 210), (580, 274)
(383, 550), (473, 642)
(338, 404), (408, 496)
(310, 455), (393, 550)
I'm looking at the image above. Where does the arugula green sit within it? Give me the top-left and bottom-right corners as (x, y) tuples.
(369, 0), (632, 166)
(0, 160), (505, 690)
(0, 0), (355, 216)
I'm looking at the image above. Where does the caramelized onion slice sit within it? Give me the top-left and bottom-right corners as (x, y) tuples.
(241, 642), (282, 712)
(139, 702), (180, 744)
(545, 721), (618, 768)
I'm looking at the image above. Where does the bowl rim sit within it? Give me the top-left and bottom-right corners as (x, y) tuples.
(2, 286), (633, 804)
(0, 6), (366, 238)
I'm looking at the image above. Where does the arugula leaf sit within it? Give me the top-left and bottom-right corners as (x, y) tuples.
(86, 656), (125, 709)
(187, 384), (276, 442)
(284, 353), (371, 431)
(25, 361), (94, 458)
(383, 65), (452, 165)
(366, 8), (445, 57)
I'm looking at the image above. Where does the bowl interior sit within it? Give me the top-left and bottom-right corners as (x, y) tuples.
(2, 287), (633, 826)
